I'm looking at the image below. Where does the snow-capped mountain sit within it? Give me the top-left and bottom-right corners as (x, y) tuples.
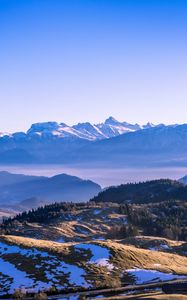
(73, 117), (156, 140)
(0, 117), (159, 164)
(16, 117), (156, 141)
(27, 122), (90, 139)
(0, 119), (187, 166)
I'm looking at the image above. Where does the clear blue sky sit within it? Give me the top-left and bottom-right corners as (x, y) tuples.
(0, 0), (187, 132)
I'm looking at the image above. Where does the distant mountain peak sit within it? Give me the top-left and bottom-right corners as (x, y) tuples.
(146, 122), (153, 126)
(27, 121), (60, 134)
(142, 122), (155, 129)
(0, 117), (166, 146)
(104, 116), (121, 125)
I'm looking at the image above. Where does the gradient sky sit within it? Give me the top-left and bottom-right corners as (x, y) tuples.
(0, 0), (187, 132)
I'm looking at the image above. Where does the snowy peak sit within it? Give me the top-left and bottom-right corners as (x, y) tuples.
(72, 117), (148, 140)
(142, 122), (155, 129)
(99, 117), (141, 137)
(27, 122), (90, 139)
(73, 122), (104, 140)
(104, 116), (121, 125)
(0, 118), (160, 142)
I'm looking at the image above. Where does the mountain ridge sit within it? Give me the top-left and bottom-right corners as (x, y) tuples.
(0, 171), (101, 207)
(0, 119), (187, 166)
(0, 117), (158, 141)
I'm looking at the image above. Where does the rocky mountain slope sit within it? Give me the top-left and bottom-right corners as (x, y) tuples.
(179, 174), (187, 185)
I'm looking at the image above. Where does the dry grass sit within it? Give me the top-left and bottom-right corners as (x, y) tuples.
(98, 292), (187, 300)
(96, 240), (187, 275)
(118, 236), (187, 257)
(122, 236), (185, 247)
(1, 235), (187, 276)
(0, 234), (73, 255)
(2, 206), (126, 242)
(0, 234), (186, 295)
(141, 295), (187, 300)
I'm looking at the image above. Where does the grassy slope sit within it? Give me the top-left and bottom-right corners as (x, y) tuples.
(120, 236), (187, 256)
(2, 205), (124, 241)
(1, 235), (187, 275)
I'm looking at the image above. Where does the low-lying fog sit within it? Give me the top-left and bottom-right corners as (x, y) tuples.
(0, 165), (187, 188)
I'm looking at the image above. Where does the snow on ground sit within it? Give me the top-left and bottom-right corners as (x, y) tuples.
(75, 243), (114, 271)
(0, 258), (35, 294)
(0, 241), (89, 295)
(126, 268), (186, 284)
(92, 237), (106, 241)
(149, 244), (170, 251)
(57, 237), (65, 243)
(160, 244), (170, 250)
(93, 209), (102, 215)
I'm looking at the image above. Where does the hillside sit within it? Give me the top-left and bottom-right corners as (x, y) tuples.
(0, 235), (186, 298)
(91, 179), (187, 204)
(0, 179), (187, 298)
(0, 199), (187, 298)
(2, 199), (187, 242)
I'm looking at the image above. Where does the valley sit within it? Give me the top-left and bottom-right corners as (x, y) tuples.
(0, 179), (186, 299)
(0, 174), (186, 299)
(1, 165), (187, 188)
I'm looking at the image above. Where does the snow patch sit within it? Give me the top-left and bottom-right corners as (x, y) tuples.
(0, 241), (89, 295)
(93, 209), (102, 215)
(126, 268), (186, 284)
(75, 243), (114, 271)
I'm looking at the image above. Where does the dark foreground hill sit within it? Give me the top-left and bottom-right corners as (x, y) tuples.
(0, 171), (101, 206)
(91, 179), (187, 204)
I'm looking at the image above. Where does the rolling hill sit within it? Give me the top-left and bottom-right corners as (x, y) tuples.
(0, 196), (186, 298)
(91, 179), (187, 204)
(0, 234), (186, 298)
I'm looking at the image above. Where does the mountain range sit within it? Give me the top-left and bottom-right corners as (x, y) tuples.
(1, 117), (187, 166)
(0, 171), (101, 209)
(1, 117), (155, 141)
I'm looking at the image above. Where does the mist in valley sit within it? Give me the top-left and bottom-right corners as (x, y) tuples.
(0, 164), (187, 188)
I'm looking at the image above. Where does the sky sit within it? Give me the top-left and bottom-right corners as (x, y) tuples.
(0, 0), (187, 132)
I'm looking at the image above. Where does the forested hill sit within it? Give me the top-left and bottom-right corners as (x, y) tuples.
(91, 179), (187, 204)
